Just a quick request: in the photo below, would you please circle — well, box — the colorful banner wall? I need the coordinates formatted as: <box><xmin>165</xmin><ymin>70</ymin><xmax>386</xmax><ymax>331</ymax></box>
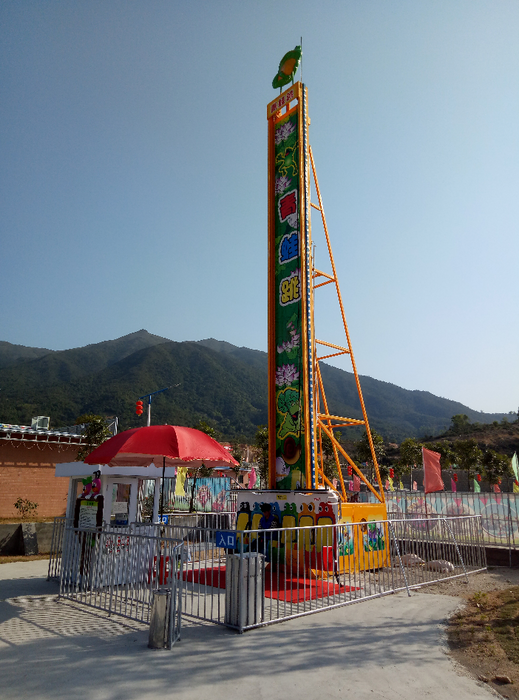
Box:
<box><xmin>380</xmin><ymin>491</ymin><xmax>519</xmax><ymax>546</ymax></box>
<box><xmin>174</xmin><ymin>477</ymin><xmax>231</xmax><ymax>513</ymax></box>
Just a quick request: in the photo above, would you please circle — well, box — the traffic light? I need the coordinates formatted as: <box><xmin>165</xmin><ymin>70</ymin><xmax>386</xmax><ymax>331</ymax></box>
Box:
<box><xmin>453</xmin><ymin>473</ymin><xmax>458</xmax><ymax>482</ymax></box>
<box><xmin>136</xmin><ymin>400</ymin><xmax>144</xmax><ymax>416</ymax></box>
<box><xmin>389</xmin><ymin>468</ymin><xmax>394</xmax><ymax>479</ymax></box>
<box><xmin>347</xmin><ymin>465</ymin><xmax>353</xmax><ymax>476</ymax></box>
<box><xmin>476</xmin><ymin>474</ymin><xmax>482</xmax><ymax>482</ymax></box>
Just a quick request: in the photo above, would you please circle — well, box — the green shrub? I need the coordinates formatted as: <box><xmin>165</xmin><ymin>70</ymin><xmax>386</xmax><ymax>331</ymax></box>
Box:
<box><xmin>14</xmin><ymin>498</ymin><xmax>38</xmax><ymax>519</ymax></box>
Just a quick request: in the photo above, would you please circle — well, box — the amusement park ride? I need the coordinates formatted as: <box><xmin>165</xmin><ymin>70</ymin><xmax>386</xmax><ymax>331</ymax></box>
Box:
<box><xmin>235</xmin><ymin>47</ymin><xmax>388</xmax><ymax>571</ymax></box>
<box><xmin>268</xmin><ymin>48</ymin><xmax>385</xmax><ymax>502</ymax></box>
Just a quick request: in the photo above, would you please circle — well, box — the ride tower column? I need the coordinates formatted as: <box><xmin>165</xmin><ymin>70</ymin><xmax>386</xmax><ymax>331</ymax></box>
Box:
<box><xmin>267</xmin><ymin>81</ymin><xmax>316</xmax><ymax>491</ymax></box>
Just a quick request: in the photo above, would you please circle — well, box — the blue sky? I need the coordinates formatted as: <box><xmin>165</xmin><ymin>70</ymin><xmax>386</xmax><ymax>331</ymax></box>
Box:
<box><xmin>1</xmin><ymin>1</ymin><xmax>518</xmax><ymax>414</ymax></box>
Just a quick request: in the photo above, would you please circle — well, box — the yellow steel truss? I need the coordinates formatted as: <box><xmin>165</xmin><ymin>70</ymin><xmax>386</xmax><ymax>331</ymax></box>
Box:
<box><xmin>308</xmin><ymin>147</ymin><xmax>385</xmax><ymax>504</ymax></box>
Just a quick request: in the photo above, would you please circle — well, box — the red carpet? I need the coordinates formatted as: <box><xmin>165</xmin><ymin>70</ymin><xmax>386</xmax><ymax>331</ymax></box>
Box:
<box><xmin>182</xmin><ymin>566</ymin><xmax>359</xmax><ymax>602</ymax></box>
<box><xmin>183</xmin><ymin>566</ymin><xmax>226</xmax><ymax>588</ymax></box>
<box><xmin>264</xmin><ymin>571</ymin><xmax>354</xmax><ymax>602</ymax></box>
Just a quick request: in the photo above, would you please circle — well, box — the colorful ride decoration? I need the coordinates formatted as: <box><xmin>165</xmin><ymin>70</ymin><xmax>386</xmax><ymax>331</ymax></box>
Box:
<box><xmin>272</xmin><ymin>45</ymin><xmax>302</xmax><ymax>89</ymax></box>
<box><xmin>235</xmin><ymin>491</ymin><xmax>389</xmax><ymax>575</ymax></box>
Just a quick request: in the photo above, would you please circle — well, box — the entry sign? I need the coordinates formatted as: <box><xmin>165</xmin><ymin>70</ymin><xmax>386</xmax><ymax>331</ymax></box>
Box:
<box><xmin>216</xmin><ymin>530</ymin><xmax>237</xmax><ymax>549</ymax></box>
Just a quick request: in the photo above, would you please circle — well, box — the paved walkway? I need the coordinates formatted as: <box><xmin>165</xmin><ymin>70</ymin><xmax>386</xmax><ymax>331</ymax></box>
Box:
<box><xmin>0</xmin><ymin>560</ymin><xmax>497</xmax><ymax>700</ymax></box>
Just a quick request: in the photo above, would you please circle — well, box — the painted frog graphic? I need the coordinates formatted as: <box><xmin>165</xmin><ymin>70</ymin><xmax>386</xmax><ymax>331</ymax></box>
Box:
<box><xmin>277</xmin><ymin>387</ymin><xmax>302</xmax><ymax>439</ymax></box>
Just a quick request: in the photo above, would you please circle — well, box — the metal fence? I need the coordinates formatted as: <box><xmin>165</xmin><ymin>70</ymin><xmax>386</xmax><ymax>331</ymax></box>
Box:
<box><xmin>59</xmin><ymin>526</ymin><xmax>185</xmax><ymax>647</ymax></box>
<box><xmin>54</xmin><ymin>513</ymin><xmax>485</xmax><ymax>638</ymax></box>
<box><xmin>47</xmin><ymin>516</ymin><xmax>69</xmax><ymax>581</ymax></box>
<box><xmin>49</xmin><ymin>512</ymin><xmax>236</xmax><ymax>583</ymax></box>
<box><xmin>148</xmin><ymin>514</ymin><xmax>486</xmax><ymax>632</ymax></box>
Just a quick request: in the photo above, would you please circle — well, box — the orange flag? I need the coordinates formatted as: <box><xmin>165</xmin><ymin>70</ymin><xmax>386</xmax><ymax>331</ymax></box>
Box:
<box><xmin>422</xmin><ymin>447</ymin><xmax>444</xmax><ymax>494</ymax></box>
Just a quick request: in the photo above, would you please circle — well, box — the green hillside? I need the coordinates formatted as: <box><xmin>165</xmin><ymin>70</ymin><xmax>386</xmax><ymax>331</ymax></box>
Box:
<box><xmin>0</xmin><ymin>330</ymin><xmax>510</xmax><ymax>442</ymax></box>
<box><xmin>0</xmin><ymin>341</ymin><xmax>55</xmax><ymax>369</ymax></box>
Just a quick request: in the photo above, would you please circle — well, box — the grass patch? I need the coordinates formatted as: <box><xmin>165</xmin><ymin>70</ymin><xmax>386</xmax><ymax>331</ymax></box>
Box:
<box><xmin>493</xmin><ymin>588</ymin><xmax>519</xmax><ymax>665</ymax></box>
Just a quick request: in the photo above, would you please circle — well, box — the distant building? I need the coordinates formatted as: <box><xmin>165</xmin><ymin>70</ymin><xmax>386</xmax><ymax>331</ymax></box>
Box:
<box><xmin>0</xmin><ymin>421</ymin><xmax>86</xmax><ymax>519</ymax></box>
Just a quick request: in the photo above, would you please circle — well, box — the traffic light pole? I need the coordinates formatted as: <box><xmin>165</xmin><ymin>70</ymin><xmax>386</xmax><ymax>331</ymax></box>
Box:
<box><xmin>136</xmin><ymin>386</ymin><xmax>177</xmax><ymax>426</ymax></box>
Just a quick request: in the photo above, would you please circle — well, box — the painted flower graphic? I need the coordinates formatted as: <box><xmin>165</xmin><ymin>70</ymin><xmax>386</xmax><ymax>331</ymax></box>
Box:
<box><xmin>275</xmin><ymin>364</ymin><xmax>300</xmax><ymax>387</ymax></box>
<box><xmin>277</xmin><ymin>320</ymin><xmax>300</xmax><ymax>357</ymax></box>
<box><xmin>277</xmin><ymin>331</ymin><xmax>300</xmax><ymax>355</ymax></box>
<box><xmin>275</xmin><ymin>121</ymin><xmax>296</xmax><ymax>144</ymax></box>
<box><xmin>275</xmin><ymin>175</ymin><xmax>291</xmax><ymax>194</ymax></box>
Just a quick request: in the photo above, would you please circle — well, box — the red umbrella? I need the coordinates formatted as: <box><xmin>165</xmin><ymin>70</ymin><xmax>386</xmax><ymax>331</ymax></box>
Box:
<box><xmin>84</xmin><ymin>425</ymin><xmax>239</xmax><ymax>469</ymax></box>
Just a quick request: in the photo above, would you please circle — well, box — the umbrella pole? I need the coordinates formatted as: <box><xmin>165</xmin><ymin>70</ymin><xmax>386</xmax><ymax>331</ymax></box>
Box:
<box><xmin>160</xmin><ymin>456</ymin><xmax>165</xmax><ymax>522</ymax></box>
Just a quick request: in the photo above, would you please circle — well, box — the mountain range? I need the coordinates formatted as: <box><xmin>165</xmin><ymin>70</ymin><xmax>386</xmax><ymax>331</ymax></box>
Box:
<box><xmin>0</xmin><ymin>330</ymin><xmax>510</xmax><ymax>442</ymax></box>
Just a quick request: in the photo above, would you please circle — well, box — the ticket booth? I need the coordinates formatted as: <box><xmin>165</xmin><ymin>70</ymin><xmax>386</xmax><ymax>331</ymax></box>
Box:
<box><xmin>55</xmin><ymin>462</ymin><xmax>177</xmax><ymax>527</ymax></box>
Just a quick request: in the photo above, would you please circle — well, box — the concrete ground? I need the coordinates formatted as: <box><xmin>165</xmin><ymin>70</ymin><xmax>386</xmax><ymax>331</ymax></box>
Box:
<box><xmin>0</xmin><ymin>560</ymin><xmax>499</xmax><ymax>700</ymax></box>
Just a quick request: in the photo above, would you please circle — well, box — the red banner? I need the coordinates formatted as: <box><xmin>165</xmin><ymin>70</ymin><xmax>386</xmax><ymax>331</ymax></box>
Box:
<box><xmin>422</xmin><ymin>448</ymin><xmax>444</xmax><ymax>494</ymax></box>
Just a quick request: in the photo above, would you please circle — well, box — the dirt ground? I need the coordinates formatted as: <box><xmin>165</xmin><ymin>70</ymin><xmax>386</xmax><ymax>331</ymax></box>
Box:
<box><xmin>0</xmin><ymin>554</ymin><xmax>49</xmax><ymax>564</ymax></box>
<box><xmin>422</xmin><ymin>567</ymin><xmax>519</xmax><ymax>699</ymax></box>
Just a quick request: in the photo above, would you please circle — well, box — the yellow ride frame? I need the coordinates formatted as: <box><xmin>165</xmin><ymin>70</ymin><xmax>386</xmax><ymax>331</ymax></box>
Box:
<box><xmin>308</xmin><ymin>148</ymin><xmax>385</xmax><ymax>505</ymax></box>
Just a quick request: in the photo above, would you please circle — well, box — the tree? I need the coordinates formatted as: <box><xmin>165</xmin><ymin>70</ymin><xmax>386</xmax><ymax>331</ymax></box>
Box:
<box><xmin>482</xmin><ymin>449</ymin><xmax>511</xmax><ymax>485</ymax></box>
<box><xmin>229</xmin><ymin>439</ymin><xmax>243</xmax><ymax>483</ymax></box>
<box><xmin>450</xmin><ymin>414</ymin><xmax>471</xmax><ymax>435</ymax></box>
<box><xmin>452</xmin><ymin>440</ymin><xmax>483</xmax><ymax>482</ymax></box>
<box><xmin>255</xmin><ymin>425</ymin><xmax>269</xmax><ymax>488</ymax></box>
<box><xmin>398</xmin><ymin>437</ymin><xmax>423</xmax><ymax>471</ymax></box>
<box><xmin>193</xmin><ymin>419</ymin><xmax>218</xmax><ymax>440</ymax></box>
<box><xmin>75</xmin><ymin>414</ymin><xmax>113</xmax><ymax>461</ymax></box>
<box><xmin>378</xmin><ymin>464</ymin><xmax>390</xmax><ymax>482</ymax></box>
<box><xmin>424</xmin><ymin>441</ymin><xmax>456</xmax><ymax>469</ymax></box>
<box><xmin>319</xmin><ymin>430</ymin><xmax>342</xmax><ymax>481</ymax></box>
<box><xmin>355</xmin><ymin>429</ymin><xmax>385</xmax><ymax>482</ymax></box>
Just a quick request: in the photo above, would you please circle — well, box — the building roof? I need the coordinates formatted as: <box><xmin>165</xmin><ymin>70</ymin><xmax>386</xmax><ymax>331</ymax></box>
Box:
<box><xmin>0</xmin><ymin>423</ymin><xmax>87</xmax><ymax>446</ymax></box>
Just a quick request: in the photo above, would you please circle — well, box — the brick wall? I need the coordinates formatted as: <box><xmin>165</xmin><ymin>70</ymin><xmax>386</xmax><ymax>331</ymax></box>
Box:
<box><xmin>0</xmin><ymin>442</ymin><xmax>81</xmax><ymax>519</ymax></box>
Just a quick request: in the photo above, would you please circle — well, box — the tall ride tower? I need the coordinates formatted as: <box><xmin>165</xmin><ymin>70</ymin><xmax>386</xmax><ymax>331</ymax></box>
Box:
<box><xmin>267</xmin><ymin>48</ymin><xmax>385</xmax><ymax>506</ymax></box>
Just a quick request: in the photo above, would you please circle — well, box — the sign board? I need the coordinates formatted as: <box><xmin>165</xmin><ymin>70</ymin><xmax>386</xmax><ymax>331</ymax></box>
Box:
<box><xmin>159</xmin><ymin>514</ymin><xmax>169</xmax><ymax>524</ymax></box>
<box><xmin>74</xmin><ymin>495</ymin><xmax>104</xmax><ymax>530</ymax></box>
<box><xmin>216</xmin><ymin>530</ymin><xmax>237</xmax><ymax>549</ymax></box>
<box><xmin>78</xmin><ymin>500</ymin><xmax>98</xmax><ymax>529</ymax></box>
<box><xmin>112</xmin><ymin>501</ymin><xmax>128</xmax><ymax>514</ymax></box>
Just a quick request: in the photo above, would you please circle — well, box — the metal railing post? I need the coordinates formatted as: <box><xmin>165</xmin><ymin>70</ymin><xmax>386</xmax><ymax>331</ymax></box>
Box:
<box><xmin>442</xmin><ymin>517</ymin><xmax>469</xmax><ymax>583</ymax></box>
<box><xmin>387</xmin><ymin>520</ymin><xmax>411</xmax><ymax>597</ymax></box>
